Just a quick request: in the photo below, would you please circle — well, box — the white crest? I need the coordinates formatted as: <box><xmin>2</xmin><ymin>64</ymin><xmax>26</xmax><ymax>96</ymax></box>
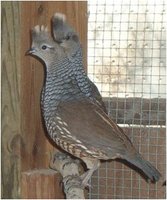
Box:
<box><xmin>53</xmin><ymin>12</ymin><xmax>66</xmax><ymax>22</ymax></box>
<box><xmin>33</xmin><ymin>25</ymin><xmax>48</xmax><ymax>33</ymax></box>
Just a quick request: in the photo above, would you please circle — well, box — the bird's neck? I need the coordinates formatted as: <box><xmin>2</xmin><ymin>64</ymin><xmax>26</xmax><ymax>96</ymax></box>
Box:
<box><xmin>41</xmin><ymin>57</ymin><xmax>85</xmax><ymax>118</ymax></box>
<box><xmin>69</xmin><ymin>49</ymin><xmax>95</xmax><ymax>99</ymax></box>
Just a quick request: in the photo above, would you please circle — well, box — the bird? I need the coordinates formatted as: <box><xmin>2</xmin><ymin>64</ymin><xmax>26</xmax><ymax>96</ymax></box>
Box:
<box><xmin>26</xmin><ymin>13</ymin><xmax>161</xmax><ymax>186</ymax></box>
<box><xmin>51</xmin><ymin>13</ymin><xmax>107</xmax><ymax>113</ymax></box>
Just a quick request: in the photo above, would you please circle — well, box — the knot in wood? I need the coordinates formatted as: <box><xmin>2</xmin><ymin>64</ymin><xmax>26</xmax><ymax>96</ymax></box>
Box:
<box><xmin>38</xmin><ymin>4</ymin><xmax>44</xmax><ymax>15</ymax></box>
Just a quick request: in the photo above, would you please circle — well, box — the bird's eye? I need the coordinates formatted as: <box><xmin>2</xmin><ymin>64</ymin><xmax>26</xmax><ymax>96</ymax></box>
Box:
<box><xmin>65</xmin><ymin>35</ymin><xmax>70</xmax><ymax>40</ymax></box>
<box><xmin>42</xmin><ymin>45</ymin><xmax>47</xmax><ymax>50</ymax></box>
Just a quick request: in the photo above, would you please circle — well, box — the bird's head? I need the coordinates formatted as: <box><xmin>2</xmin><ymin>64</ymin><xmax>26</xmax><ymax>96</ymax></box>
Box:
<box><xmin>26</xmin><ymin>13</ymin><xmax>83</xmax><ymax>68</ymax></box>
<box><xmin>26</xmin><ymin>25</ymin><xmax>66</xmax><ymax>65</ymax></box>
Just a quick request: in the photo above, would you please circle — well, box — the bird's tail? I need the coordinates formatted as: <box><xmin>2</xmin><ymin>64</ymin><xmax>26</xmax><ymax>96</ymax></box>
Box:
<box><xmin>125</xmin><ymin>153</ymin><xmax>161</xmax><ymax>182</ymax></box>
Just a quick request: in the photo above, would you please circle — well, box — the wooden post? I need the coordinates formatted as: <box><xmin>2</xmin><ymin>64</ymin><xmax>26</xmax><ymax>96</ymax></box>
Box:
<box><xmin>1</xmin><ymin>2</ymin><xmax>21</xmax><ymax>198</ymax></box>
<box><xmin>21</xmin><ymin>169</ymin><xmax>64</xmax><ymax>199</ymax></box>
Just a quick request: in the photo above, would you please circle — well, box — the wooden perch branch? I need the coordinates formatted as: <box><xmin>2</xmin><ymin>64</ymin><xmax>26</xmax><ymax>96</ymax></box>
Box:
<box><xmin>50</xmin><ymin>152</ymin><xmax>85</xmax><ymax>199</ymax></box>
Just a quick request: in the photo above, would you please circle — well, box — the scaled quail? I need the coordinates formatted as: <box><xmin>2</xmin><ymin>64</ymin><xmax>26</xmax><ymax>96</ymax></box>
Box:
<box><xmin>26</xmin><ymin>13</ymin><xmax>161</xmax><ymax>186</ymax></box>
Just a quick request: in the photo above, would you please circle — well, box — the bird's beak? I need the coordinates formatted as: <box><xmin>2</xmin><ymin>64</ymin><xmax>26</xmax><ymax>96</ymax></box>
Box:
<box><xmin>25</xmin><ymin>47</ymin><xmax>36</xmax><ymax>56</ymax></box>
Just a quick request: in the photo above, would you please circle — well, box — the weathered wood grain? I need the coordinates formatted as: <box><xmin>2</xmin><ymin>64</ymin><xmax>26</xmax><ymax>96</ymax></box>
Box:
<box><xmin>1</xmin><ymin>2</ymin><xmax>21</xmax><ymax>198</ymax></box>
<box><xmin>21</xmin><ymin>169</ymin><xmax>64</xmax><ymax>199</ymax></box>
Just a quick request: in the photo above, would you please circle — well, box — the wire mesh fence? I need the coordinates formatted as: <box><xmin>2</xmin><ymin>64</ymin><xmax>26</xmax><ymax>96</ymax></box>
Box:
<box><xmin>87</xmin><ymin>0</ymin><xmax>166</xmax><ymax>198</ymax></box>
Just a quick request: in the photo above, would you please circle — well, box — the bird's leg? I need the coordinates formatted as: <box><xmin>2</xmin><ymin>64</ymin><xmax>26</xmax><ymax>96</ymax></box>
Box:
<box><xmin>80</xmin><ymin>159</ymin><xmax>100</xmax><ymax>187</ymax></box>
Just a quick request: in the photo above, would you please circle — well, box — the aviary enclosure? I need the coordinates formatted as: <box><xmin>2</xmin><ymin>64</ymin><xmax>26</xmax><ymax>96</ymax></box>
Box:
<box><xmin>2</xmin><ymin>0</ymin><xmax>166</xmax><ymax>199</ymax></box>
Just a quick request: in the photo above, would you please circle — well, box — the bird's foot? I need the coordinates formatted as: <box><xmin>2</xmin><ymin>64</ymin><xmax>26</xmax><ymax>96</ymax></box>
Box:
<box><xmin>79</xmin><ymin>171</ymin><xmax>93</xmax><ymax>189</ymax></box>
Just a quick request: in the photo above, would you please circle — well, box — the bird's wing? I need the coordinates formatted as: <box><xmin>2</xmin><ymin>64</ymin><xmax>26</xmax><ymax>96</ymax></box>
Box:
<box><xmin>88</xmin><ymin>79</ymin><xmax>108</xmax><ymax>113</ymax></box>
<box><xmin>57</xmin><ymin>99</ymin><xmax>136</xmax><ymax>159</ymax></box>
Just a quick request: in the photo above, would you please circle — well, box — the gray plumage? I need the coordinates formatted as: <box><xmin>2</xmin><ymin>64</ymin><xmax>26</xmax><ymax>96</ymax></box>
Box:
<box><xmin>26</xmin><ymin>13</ymin><xmax>161</xmax><ymax>184</ymax></box>
<box><xmin>51</xmin><ymin>13</ymin><xmax>107</xmax><ymax>113</ymax></box>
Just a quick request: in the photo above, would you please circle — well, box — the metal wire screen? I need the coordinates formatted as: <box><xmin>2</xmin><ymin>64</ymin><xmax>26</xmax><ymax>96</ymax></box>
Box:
<box><xmin>87</xmin><ymin>0</ymin><xmax>166</xmax><ymax>198</ymax></box>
